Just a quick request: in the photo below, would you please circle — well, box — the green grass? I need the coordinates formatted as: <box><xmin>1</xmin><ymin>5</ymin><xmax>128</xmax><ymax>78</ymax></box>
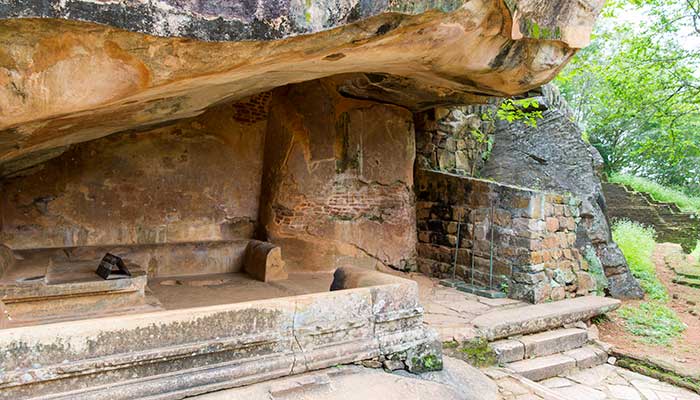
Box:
<box><xmin>609</xmin><ymin>173</ymin><xmax>700</xmax><ymax>214</ymax></box>
<box><xmin>612</xmin><ymin>220</ymin><xmax>667</xmax><ymax>301</ymax></box>
<box><xmin>617</xmin><ymin>302</ymin><xmax>686</xmax><ymax>345</ymax></box>
<box><xmin>611</xmin><ymin>220</ymin><xmax>687</xmax><ymax>345</ymax></box>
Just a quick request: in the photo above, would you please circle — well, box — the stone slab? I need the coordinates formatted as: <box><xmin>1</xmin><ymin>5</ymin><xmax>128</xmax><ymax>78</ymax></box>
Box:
<box><xmin>454</xmin><ymin>282</ymin><xmax>507</xmax><ymax>299</ymax></box>
<box><xmin>519</xmin><ymin>328</ymin><xmax>588</xmax><ymax>358</ymax></box>
<box><xmin>472</xmin><ymin>296</ymin><xmax>621</xmax><ymax>340</ymax></box>
<box><xmin>244</xmin><ymin>240</ymin><xmax>288</xmax><ymax>283</ymax></box>
<box><xmin>562</xmin><ymin>346</ymin><xmax>607</xmax><ymax>369</ymax></box>
<box><xmin>491</xmin><ymin>339</ymin><xmax>525</xmax><ymax>364</ymax></box>
<box><xmin>507</xmin><ymin>354</ymin><xmax>577</xmax><ymax>382</ymax></box>
<box><xmin>189</xmin><ymin>366</ymin><xmax>470</xmax><ymax>400</ymax></box>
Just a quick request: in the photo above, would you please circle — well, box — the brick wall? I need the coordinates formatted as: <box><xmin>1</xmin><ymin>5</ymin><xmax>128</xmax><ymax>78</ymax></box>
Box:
<box><xmin>415</xmin><ymin>170</ymin><xmax>599</xmax><ymax>303</ymax></box>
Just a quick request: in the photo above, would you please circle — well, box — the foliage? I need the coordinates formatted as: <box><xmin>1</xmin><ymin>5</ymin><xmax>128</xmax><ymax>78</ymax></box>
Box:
<box><xmin>612</xmin><ymin>220</ymin><xmax>668</xmax><ymax>301</ymax></box>
<box><xmin>495</xmin><ymin>99</ymin><xmax>544</xmax><ymax>128</ymax></box>
<box><xmin>612</xmin><ymin>219</ymin><xmax>687</xmax><ymax>344</ymax></box>
<box><xmin>618</xmin><ymin>302</ymin><xmax>686</xmax><ymax>345</ymax></box>
<box><xmin>556</xmin><ymin>1</ymin><xmax>700</xmax><ymax>194</ymax></box>
<box><xmin>610</xmin><ymin>173</ymin><xmax>700</xmax><ymax>214</ymax></box>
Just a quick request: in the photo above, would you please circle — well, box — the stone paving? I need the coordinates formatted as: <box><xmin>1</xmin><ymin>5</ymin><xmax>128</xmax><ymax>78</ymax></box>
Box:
<box><xmin>487</xmin><ymin>364</ymin><xmax>700</xmax><ymax>400</ymax></box>
<box><xmin>548</xmin><ymin>364</ymin><xmax>700</xmax><ymax>400</ymax></box>
<box><xmin>411</xmin><ymin>273</ymin><xmax>527</xmax><ymax>342</ymax></box>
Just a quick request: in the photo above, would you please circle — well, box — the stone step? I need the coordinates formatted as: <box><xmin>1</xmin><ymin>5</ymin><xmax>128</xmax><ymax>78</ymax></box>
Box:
<box><xmin>673</xmin><ymin>276</ymin><xmax>700</xmax><ymax>288</ymax></box>
<box><xmin>472</xmin><ymin>296</ymin><xmax>620</xmax><ymax>340</ymax></box>
<box><xmin>506</xmin><ymin>345</ymin><xmax>607</xmax><ymax>382</ymax></box>
<box><xmin>492</xmin><ymin>328</ymin><xmax>588</xmax><ymax>363</ymax></box>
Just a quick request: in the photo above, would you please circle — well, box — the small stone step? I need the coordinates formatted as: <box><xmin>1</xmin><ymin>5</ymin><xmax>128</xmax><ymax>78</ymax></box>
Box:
<box><xmin>506</xmin><ymin>345</ymin><xmax>609</xmax><ymax>382</ymax></box>
<box><xmin>492</xmin><ymin>328</ymin><xmax>588</xmax><ymax>364</ymax></box>
<box><xmin>563</xmin><ymin>345</ymin><xmax>607</xmax><ymax>369</ymax></box>
<box><xmin>472</xmin><ymin>296</ymin><xmax>621</xmax><ymax>340</ymax></box>
<box><xmin>507</xmin><ymin>354</ymin><xmax>577</xmax><ymax>382</ymax></box>
<box><xmin>491</xmin><ymin>339</ymin><xmax>525</xmax><ymax>364</ymax></box>
<box><xmin>520</xmin><ymin>328</ymin><xmax>588</xmax><ymax>358</ymax></box>
<box><xmin>673</xmin><ymin>276</ymin><xmax>700</xmax><ymax>288</ymax></box>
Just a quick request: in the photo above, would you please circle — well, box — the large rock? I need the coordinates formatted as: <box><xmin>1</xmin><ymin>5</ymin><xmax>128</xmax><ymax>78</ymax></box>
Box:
<box><xmin>0</xmin><ymin>0</ymin><xmax>604</xmax><ymax>177</ymax></box>
<box><xmin>481</xmin><ymin>85</ymin><xmax>643</xmax><ymax>299</ymax></box>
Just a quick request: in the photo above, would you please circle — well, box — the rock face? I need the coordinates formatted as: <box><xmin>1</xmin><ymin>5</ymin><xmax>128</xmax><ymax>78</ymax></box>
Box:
<box><xmin>260</xmin><ymin>80</ymin><xmax>417</xmax><ymax>272</ymax></box>
<box><xmin>0</xmin><ymin>0</ymin><xmax>604</xmax><ymax>177</ymax></box>
<box><xmin>481</xmin><ymin>86</ymin><xmax>643</xmax><ymax>299</ymax></box>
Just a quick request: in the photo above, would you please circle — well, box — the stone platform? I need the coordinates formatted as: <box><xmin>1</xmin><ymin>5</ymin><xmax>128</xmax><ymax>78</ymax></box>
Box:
<box><xmin>0</xmin><ymin>266</ymin><xmax>440</xmax><ymax>400</ymax></box>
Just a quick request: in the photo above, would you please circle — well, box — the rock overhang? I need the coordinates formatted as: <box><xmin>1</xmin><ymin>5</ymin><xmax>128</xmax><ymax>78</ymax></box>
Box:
<box><xmin>0</xmin><ymin>0</ymin><xmax>604</xmax><ymax>178</ymax></box>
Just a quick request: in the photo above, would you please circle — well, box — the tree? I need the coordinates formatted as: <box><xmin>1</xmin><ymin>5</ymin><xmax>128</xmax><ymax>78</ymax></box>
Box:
<box><xmin>556</xmin><ymin>1</ymin><xmax>700</xmax><ymax>193</ymax></box>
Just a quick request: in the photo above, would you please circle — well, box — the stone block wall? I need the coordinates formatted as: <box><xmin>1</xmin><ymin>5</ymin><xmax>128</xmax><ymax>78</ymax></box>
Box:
<box><xmin>415</xmin><ymin>170</ymin><xmax>599</xmax><ymax>303</ymax></box>
<box><xmin>415</xmin><ymin>104</ymin><xmax>496</xmax><ymax>176</ymax></box>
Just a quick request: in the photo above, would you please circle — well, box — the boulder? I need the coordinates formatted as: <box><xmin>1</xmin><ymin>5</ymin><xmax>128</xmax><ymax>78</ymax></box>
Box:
<box><xmin>481</xmin><ymin>85</ymin><xmax>643</xmax><ymax>299</ymax></box>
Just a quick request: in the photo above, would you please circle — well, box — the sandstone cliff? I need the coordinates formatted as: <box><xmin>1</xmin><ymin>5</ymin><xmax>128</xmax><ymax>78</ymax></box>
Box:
<box><xmin>0</xmin><ymin>0</ymin><xmax>604</xmax><ymax>177</ymax></box>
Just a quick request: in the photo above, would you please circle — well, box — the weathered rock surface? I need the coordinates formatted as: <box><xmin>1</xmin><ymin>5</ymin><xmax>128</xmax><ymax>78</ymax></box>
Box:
<box><xmin>0</xmin><ymin>0</ymin><xmax>604</xmax><ymax>177</ymax></box>
<box><xmin>401</xmin><ymin>356</ymin><xmax>501</xmax><ymax>400</ymax></box>
<box><xmin>191</xmin><ymin>365</ymin><xmax>478</xmax><ymax>400</ymax></box>
<box><xmin>260</xmin><ymin>80</ymin><xmax>417</xmax><ymax>272</ymax></box>
<box><xmin>481</xmin><ymin>85</ymin><xmax>643</xmax><ymax>299</ymax></box>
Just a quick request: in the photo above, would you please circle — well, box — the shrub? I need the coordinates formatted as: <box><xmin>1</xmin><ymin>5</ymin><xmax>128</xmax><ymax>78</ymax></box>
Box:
<box><xmin>612</xmin><ymin>220</ymin><xmax>667</xmax><ymax>301</ymax></box>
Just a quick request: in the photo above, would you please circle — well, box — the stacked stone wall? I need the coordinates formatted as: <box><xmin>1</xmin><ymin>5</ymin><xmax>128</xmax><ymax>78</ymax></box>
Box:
<box><xmin>415</xmin><ymin>170</ymin><xmax>598</xmax><ymax>303</ymax></box>
<box><xmin>415</xmin><ymin>105</ymin><xmax>496</xmax><ymax>176</ymax></box>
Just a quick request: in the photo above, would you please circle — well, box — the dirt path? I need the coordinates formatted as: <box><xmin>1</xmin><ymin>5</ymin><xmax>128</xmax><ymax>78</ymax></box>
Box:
<box><xmin>598</xmin><ymin>243</ymin><xmax>700</xmax><ymax>377</ymax></box>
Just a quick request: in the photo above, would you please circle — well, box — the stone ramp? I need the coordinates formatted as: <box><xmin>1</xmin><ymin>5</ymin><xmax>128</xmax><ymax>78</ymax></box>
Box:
<box><xmin>472</xmin><ymin>296</ymin><xmax>620</xmax><ymax>340</ymax></box>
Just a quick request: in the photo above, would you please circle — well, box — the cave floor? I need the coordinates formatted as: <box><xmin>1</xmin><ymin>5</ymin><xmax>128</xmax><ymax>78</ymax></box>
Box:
<box><xmin>148</xmin><ymin>271</ymin><xmax>335</xmax><ymax>310</ymax></box>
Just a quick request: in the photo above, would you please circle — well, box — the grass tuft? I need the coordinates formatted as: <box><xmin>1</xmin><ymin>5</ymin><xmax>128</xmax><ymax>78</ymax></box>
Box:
<box><xmin>618</xmin><ymin>302</ymin><xmax>686</xmax><ymax>345</ymax></box>
<box><xmin>611</xmin><ymin>220</ymin><xmax>686</xmax><ymax>345</ymax></box>
<box><xmin>609</xmin><ymin>173</ymin><xmax>700</xmax><ymax>214</ymax></box>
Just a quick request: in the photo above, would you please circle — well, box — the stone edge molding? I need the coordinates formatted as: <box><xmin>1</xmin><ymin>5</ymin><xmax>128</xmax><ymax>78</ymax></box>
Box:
<box><xmin>0</xmin><ymin>266</ymin><xmax>441</xmax><ymax>400</ymax></box>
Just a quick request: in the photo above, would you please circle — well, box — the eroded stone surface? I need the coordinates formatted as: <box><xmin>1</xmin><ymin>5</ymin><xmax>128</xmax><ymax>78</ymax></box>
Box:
<box><xmin>260</xmin><ymin>80</ymin><xmax>417</xmax><ymax>272</ymax></box>
<box><xmin>0</xmin><ymin>267</ymin><xmax>440</xmax><ymax>399</ymax></box>
<box><xmin>0</xmin><ymin>0</ymin><xmax>604</xmax><ymax>177</ymax></box>
<box><xmin>481</xmin><ymin>85</ymin><xmax>643</xmax><ymax>299</ymax></box>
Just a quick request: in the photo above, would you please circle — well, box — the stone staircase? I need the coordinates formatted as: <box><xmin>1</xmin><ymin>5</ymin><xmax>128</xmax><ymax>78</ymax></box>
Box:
<box><xmin>603</xmin><ymin>182</ymin><xmax>699</xmax><ymax>252</ymax></box>
<box><xmin>477</xmin><ymin>296</ymin><xmax>619</xmax><ymax>382</ymax></box>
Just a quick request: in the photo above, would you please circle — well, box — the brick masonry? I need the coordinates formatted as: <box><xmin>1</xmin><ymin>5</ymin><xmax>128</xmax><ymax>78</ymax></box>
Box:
<box><xmin>415</xmin><ymin>169</ymin><xmax>599</xmax><ymax>303</ymax></box>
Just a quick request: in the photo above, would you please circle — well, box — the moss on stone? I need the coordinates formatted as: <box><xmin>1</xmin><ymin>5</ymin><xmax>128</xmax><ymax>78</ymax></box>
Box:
<box><xmin>446</xmin><ymin>337</ymin><xmax>497</xmax><ymax>368</ymax></box>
